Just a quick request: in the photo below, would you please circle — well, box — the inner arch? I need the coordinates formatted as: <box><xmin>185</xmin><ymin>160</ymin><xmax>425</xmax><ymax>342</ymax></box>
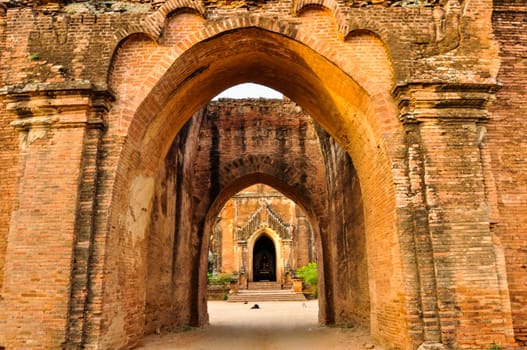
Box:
<box><xmin>206</xmin><ymin>182</ymin><xmax>319</xmax><ymax>292</ymax></box>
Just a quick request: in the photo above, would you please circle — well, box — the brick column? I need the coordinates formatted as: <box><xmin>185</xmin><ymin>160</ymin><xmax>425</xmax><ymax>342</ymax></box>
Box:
<box><xmin>0</xmin><ymin>85</ymin><xmax>110</xmax><ymax>349</ymax></box>
<box><xmin>395</xmin><ymin>83</ymin><xmax>516</xmax><ymax>349</ymax></box>
<box><xmin>237</xmin><ymin>240</ymin><xmax>248</xmax><ymax>276</ymax></box>
<box><xmin>281</xmin><ymin>238</ymin><xmax>292</xmax><ymax>281</ymax></box>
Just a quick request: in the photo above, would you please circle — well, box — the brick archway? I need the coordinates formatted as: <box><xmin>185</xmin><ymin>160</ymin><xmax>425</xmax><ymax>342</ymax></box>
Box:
<box><xmin>92</xmin><ymin>26</ymin><xmax>406</xmax><ymax>349</ymax></box>
<box><xmin>199</xmin><ymin>170</ymin><xmax>328</xmax><ymax>325</ymax></box>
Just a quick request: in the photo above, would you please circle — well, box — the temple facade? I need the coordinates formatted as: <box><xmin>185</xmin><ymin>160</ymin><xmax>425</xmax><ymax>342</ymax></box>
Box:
<box><xmin>209</xmin><ymin>184</ymin><xmax>316</xmax><ymax>285</ymax></box>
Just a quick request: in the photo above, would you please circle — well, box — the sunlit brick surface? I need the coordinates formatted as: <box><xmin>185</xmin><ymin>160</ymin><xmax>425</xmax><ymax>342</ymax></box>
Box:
<box><xmin>0</xmin><ymin>0</ymin><xmax>525</xmax><ymax>349</ymax></box>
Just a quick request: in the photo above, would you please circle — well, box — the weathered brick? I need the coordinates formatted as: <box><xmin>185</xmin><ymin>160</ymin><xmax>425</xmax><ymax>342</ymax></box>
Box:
<box><xmin>0</xmin><ymin>0</ymin><xmax>525</xmax><ymax>349</ymax></box>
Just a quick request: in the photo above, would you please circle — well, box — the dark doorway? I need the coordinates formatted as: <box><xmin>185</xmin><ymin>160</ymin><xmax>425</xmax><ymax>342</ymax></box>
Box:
<box><xmin>253</xmin><ymin>235</ymin><xmax>276</xmax><ymax>281</ymax></box>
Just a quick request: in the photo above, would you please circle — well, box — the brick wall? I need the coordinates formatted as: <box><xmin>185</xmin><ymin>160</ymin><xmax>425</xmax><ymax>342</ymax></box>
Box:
<box><xmin>144</xmin><ymin>141</ymin><xmax>178</xmax><ymax>335</ymax></box>
<box><xmin>294</xmin><ymin>207</ymin><xmax>315</xmax><ymax>267</ymax></box>
<box><xmin>321</xmin><ymin>132</ymin><xmax>371</xmax><ymax>328</ymax></box>
<box><xmin>142</xmin><ymin>109</ymin><xmax>205</xmax><ymax>338</ymax></box>
<box><xmin>0</xmin><ymin>98</ymin><xmax>18</xmax><ymax>292</ymax></box>
<box><xmin>217</xmin><ymin>199</ymin><xmax>235</xmax><ymax>273</ymax></box>
<box><xmin>490</xmin><ymin>2</ymin><xmax>527</xmax><ymax>346</ymax></box>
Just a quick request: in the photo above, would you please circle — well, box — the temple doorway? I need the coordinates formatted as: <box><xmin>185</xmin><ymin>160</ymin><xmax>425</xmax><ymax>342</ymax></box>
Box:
<box><xmin>252</xmin><ymin>235</ymin><xmax>276</xmax><ymax>282</ymax></box>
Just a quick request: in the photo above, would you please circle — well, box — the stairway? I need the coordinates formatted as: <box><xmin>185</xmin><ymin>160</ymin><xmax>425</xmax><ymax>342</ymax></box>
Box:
<box><xmin>228</xmin><ymin>281</ymin><xmax>306</xmax><ymax>302</ymax></box>
<box><xmin>247</xmin><ymin>281</ymin><xmax>282</xmax><ymax>290</ymax></box>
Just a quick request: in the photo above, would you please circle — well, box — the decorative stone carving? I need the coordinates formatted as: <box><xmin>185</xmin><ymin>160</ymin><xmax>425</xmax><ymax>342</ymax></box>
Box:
<box><xmin>235</xmin><ymin>202</ymin><xmax>291</xmax><ymax>241</ymax></box>
<box><xmin>0</xmin><ymin>0</ymin><xmax>458</xmax><ymax>11</ymax></box>
<box><xmin>350</xmin><ymin>0</ymin><xmax>444</xmax><ymax>8</ymax></box>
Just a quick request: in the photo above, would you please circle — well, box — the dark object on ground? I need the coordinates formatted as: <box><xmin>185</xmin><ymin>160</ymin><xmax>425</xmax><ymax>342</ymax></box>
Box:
<box><xmin>251</xmin><ymin>304</ymin><xmax>260</xmax><ymax>309</ymax></box>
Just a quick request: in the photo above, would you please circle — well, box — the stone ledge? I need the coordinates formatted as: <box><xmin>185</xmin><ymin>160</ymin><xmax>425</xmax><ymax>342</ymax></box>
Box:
<box><xmin>4</xmin><ymin>84</ymin><xmax>114</xmax><ymax>131</ymax></box>
<box><xmin>417</xmin><ymin>342</ymin><xmax>446</xmax><ymax>350</ymax></box>
<box><xmin>393</xmin><ymin>82</ymin><xmax>501</xmax><ymax>123</ymax></box>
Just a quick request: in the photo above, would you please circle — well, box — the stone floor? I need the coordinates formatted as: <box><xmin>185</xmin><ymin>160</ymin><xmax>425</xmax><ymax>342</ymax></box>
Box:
<box><xmin>140</xmin><ymin>300</ymin><xmax>385</xmax><ymax>350</ymax></box>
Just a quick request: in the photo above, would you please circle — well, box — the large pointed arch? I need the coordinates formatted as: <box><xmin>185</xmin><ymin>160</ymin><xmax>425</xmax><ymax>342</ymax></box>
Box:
<box><xmin>91</xmin><ymin>25</ymin><xmax>411</xmax><ymax>349</ymax></box>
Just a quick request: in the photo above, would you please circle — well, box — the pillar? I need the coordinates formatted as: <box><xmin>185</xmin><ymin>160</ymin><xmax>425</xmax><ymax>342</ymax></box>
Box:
<box><xmin>237</xmin><ymin>240</ymin><xmax>247</xmax><ymax>276</ymax></box>
<box><xmin>282</xmin><ymin>238</ymin><xmax>292</xmax><ymax>273</ymax></box>
<box><xmin>0</xmin><ymin>85</ymin><xmax>110</xmax><ymax>349</ymax></box>
<box><xmin>395</xmin><ymin>83</ymin><xmax>516</xmax><ymax>349</ymax></box>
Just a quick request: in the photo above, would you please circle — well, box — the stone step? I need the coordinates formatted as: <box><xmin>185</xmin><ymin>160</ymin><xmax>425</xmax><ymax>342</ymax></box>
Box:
<box><xmin>247</xmin><ymin>281</ymin><xmax>283</xmax><ymax>290</ymax></box>
<box><xmin>228</xmin><ymin>290</ymin><xmax>306</xmax><ymax>302</ymax></box>
<box><xmin>238</xmin><ymin>289</ymin><xmax>293</xmax><ymax>294</ymax></box>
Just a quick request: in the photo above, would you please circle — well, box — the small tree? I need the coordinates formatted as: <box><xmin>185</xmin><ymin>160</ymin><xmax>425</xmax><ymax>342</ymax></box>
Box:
<box><xmin>296</xmin><ymin>262</ymin><xmax>318</xmax><ymax>298</ymax></box>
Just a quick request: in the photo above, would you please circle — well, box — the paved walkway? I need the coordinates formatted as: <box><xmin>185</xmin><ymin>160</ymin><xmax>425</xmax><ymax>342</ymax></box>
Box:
<box><xmin>141</xmin><ymin>301</ymin><xmax>385</xmax><ymax>350</ymax></box>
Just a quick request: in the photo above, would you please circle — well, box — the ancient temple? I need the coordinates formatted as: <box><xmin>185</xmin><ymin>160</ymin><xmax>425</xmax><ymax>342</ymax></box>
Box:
<box><xmin>209</xmin><ymin>184</ymin><xmax>316</xmax><ymax>285</ymax></box>
<box><xmin>2</xmin><ymin>0</ymin><xmax>527</xmax><ymax>348</ymax></box>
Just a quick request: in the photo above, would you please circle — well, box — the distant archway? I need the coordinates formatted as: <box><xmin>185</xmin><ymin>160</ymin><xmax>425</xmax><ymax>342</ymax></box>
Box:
<box><xmin>252</xmin><ymin>235</ymin><xmax>276</xmax><ymax>282</ymax></box>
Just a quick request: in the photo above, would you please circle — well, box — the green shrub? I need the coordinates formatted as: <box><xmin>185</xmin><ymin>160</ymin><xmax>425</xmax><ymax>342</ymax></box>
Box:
<box><xmin>208</xmin><ymin>273</ymin><xmax>235</xmax><ymax>287</ymax></box>
<box><xmin>488</xmin><ymin>344</ymin><xmax>502</xmax><ymax>350</ymax></box>
<box><xmin>296</xmin><ymin>262</ymin><xmax>318</xmax><ymax>298</ymax></box>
